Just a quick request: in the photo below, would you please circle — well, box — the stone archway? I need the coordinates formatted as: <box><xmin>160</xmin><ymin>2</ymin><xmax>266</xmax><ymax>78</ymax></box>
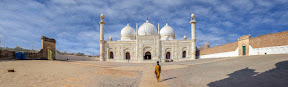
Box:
<box><xmin>144</xmin><ymin>52</ymin><xmax>151</xmax><ymax>60</ymax></box>
<box><xmin>126</xmin><ymin>52</ymin><xmax>130</xmax><ymax>59</ymax></box>
<box><xmin>182</xmin><ymin>51</ymin><xmax>186</xmax><ymax>58</ymax></box>
<box><xmin>166</xmin><ymin>52</ymin><xmax>170</xmax><ymax>59</ymax></box>
<box><xmin>110</xmin><ymin>52</ymin><xmax>114</xmax><ymax>59</ymax></box>
<box><xmin>242</xmin><ymin>44</ymin><xmax>246</xmax><ymax>55</ymax></box>
<box><xmin>47</xmin><ymin>49</ymin><xmax>53</xmax><ymax>60</ymax></box>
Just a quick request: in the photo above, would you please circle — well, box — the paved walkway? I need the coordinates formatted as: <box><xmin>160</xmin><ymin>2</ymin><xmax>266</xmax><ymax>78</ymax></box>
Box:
<box><xmin>138</xmin><ymin>64</ymin><xmax>169</xmax><ymax>87</ymax></box>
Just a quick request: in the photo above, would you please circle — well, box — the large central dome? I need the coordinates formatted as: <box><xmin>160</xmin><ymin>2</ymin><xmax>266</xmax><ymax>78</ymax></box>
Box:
<box><xmin>138</xmin><ymin>20</ymin><xmax>157</xmax><ymax>35</ymax></box>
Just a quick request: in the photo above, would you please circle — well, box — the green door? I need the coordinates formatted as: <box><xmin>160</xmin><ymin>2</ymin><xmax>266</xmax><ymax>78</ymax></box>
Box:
<box><xmin>242</xmin><ymin>46</ymin><xmax>246</xmax><ymax>55</ymax></box>
<box><xmin>47</xmin><ymin>49</ymin><xmax>53</xmax><ymax>60</ymax></box>
<box><xmin>50</xmin><ymin>50</ymin><xmax>53</xmax><ymax>59</ymax></box>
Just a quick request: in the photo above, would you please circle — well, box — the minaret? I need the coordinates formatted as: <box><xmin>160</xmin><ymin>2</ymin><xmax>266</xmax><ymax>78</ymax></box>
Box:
<box><xmin>99</xmin><ymin>13</ymin><xmax>105</xmax><ymax>61</ymax></box>
<box><xmin>158</xmin><ymin>23</ymin><xmax>160</xmax><ymax>34</ymax></box>
<box><xmin>136</xmin><ymin>23</ymin><xmax>138</xmax><ymax>62</ymax></box>
<box><xmin>190</xmin><ymin>13</ymin><xmax>196</xmax><ymax>59</ymax></box>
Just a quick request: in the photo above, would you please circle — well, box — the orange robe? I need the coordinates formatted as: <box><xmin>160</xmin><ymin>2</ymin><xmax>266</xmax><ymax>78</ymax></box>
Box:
<box><xmin>155</xmin><ymin>65</ymin><xmax>161</xmax><ymax>81</ymax></box>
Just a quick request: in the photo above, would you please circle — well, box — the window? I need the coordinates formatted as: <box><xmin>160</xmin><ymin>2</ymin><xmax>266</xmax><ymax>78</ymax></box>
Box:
<box><xmin>110</xmin><ymin>52</ymin><xmax>114</xmax><ymax>59</ymax></box>
<box><xmin>182</xmin><ymin>51</ymin><xmax>186</xmax><ymax>58</ymax></box>
<box><xmin>126</xmin><ymin>52</ymin><xmax>130</xmax><ymax>59</ymax></box>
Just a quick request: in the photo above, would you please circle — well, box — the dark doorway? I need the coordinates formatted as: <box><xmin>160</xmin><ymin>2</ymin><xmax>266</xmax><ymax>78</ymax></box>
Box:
<box><xmin>144</xmin><ymin>52</ymin><xmax>151</xmax><ymax>60</ymax></box>
<box><xmin>242</xmin><ymin>46</ymin><xmax>246</xmax><ymax>55</ymax></box>
<box><xmin>126</xmin><ymin>52</ymin><xmax>130</xmax><ymax>59</ymax></box>
<box><xmin>182</xmin><ymin>51</ymin><xmax>186</xmax><ymax>58</ymax></box>
<box><xmin>166</xmin><ymin>52</ymin><xmax>170</xmax><ymax>59</ymax></box>
<box><xmin>110</xmin><ymin>52</ymin><xmax>113</xmax><ymax>59</ymax></box>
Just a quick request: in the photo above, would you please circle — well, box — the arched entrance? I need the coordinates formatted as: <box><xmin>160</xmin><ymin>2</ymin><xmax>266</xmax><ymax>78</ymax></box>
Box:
<box><xmin>242</xmin><ymin>46</ymin><xmax>246</xmax><ymax>55</ymax></box>
<box><xmin>182</xmin><ymin>51</ymin><xmax>186</xmax><ymax>58</ymax></box>
<box><xmin>166</xmin><ymin>52</ymin><xmax>170</xmax><ymax>59</ymax></box>
<box><xmin>126</xmin><ymin>52</ymin><xmax>130</xmax><ymax>59</ymax></box>
<box><xmin>110</xmin><ymin>52</ymin><xmax>114</xmax><ymax>59</ymax></box>
<box><xmin>47</xmin><ymin>49</ymin><xmax>53</xmax><ymax>60</ymax></box>
<box><xmin>144</xmin><ymin>52</ymin><xmax>151</xmax><ymax>60</ymax></box>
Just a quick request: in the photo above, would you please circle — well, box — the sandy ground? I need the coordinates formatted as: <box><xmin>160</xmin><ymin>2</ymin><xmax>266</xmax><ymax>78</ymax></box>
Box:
<box><xmin>0</xmin><ymin>60</ymin><xmax>141</xmax><ymax>87</ymax></box>
<box><xmin>0</xmin><ymin>54</ymin><xmax>288</xmax><ymax>87</ymax></box>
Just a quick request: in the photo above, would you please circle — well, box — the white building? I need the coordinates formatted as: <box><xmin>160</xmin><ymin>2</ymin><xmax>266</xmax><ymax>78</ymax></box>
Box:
<box><xmin>98</xmin><ymin>13</ymin><xmax>197</xmax><ymax>63</ymax></box>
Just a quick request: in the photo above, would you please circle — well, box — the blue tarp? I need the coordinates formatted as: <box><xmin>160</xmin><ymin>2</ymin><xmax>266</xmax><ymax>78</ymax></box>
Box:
<box><xmin>15</xmin><ymin>52</ymin><xmax>26</xmax><ymax>60</ymax></box>
<box><xmin>21</xmin><ymin>52</ymin><xmax>26</xmax><ymax>60</ymax></box>
<box><xmin>15</xmin><ymin>52</ymin><xmax>21</xmax><ymax>59</ymax></box>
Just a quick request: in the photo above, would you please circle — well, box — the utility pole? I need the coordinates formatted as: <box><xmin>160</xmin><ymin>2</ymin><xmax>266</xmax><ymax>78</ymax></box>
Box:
<box><xmin>32</xmin><ymin>41</ymin><xmax>34</xmax><ymax>51</ymax></box>
<box><xmin>93</xmin><ymin>49</ymin><xmax>95</xmax><ymax>57</ymax></box>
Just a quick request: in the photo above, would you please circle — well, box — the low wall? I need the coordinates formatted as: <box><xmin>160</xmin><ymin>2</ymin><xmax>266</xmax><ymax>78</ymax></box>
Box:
<box><xmin>56</xmin><ymin>53</ymin><xmax>98</xmax><ymax>61</ymax></box>
<box><xmin>199</xmin><ymin>42</ymin><xmax>238</xmax><ymax>55</ymax></box>
<box><xmin>198</xmin><ymin>48</ymin><xmax>238</xmax><ymax>59</ymax></box>
<box><xmin>25</xmin><ymin>52</ymin><xmax>40</xmax><ymax>60</ymax></box>
<box><xmin>0</xmin><ymin>50</ymin><xmax>15</xmax><ymax>60</ymax></box>
<box><xmin>198</xmin><ymin>31</ymin><xmax>288</xmax><ymax>59</ymax></box>
<box><xmin>250</xmin><ymin>31</ymin><xmax>288</xmax><ymax>48</ymax></box>
<box><xmin>249</xmin><ymin>45</ymin><xmax>288</xmax><ymax>55</ymax></box>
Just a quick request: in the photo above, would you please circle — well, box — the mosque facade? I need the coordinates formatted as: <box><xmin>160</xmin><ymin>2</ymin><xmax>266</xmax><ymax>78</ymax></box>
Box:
<box><xmin>98</xmin><ymin>13</ymin><xmax>197</xmax><ymax>63</ymax></box>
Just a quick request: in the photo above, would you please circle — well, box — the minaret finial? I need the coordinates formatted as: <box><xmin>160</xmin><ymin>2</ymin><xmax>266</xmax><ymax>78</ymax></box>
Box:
<box><xmin>166</xmin><ymin>19</ymin><xmax>167</xmax><ymax>23</ymax></box>
<box><xmin>191</xmin><ymin>13</ymin><xmax>195</xmax><ymax>20</ymax></box>
<box><xmin>100</xmin><ymin>13</ymin><xmax>105</xmax><ymax>22</ymax></box>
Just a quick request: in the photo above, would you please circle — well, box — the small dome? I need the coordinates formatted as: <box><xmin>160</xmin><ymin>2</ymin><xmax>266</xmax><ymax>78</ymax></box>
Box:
<box><xmin>109</xmin><ymin>36</ymin><xmax>112</xmax><ymax>41</ymax></box>
<box><xmin>160</xmin><ymin>23</ymin><xmax>175</xmax><ymax>36</ymax></box>
<box><xmin>138</xmin><ymin>20</ymin><xmax>157</xmax><ymax>35</ymax></box>
<box><xmin>121</xmin><ymin>24</ymin><xmax>136</xmax><ymax>40</ymax></box>
<box><xmin>100</xmin><ymin>13</ymin><xmax>105</xmax><ymax>19</ymax></box>
<box><xmin>183</xmin><ymin>36</ymin><xmax>187</xmax><ymax>40</ymax></box>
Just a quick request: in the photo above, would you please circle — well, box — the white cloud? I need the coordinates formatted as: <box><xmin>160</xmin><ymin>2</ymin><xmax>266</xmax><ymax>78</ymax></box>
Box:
<box><xmin>222</xmin><ymin>21</ymin><xmax>234</xmax><ymax>27</ymax></box>
<box><xmin>0</xmin><ymin>0</ymin><xmax>287</xmax><ymax>55</ymax></box>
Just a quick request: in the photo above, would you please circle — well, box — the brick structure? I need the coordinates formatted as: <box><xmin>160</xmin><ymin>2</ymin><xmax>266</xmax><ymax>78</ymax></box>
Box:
<box><xmin>198</xmin><ymin>31</ymin><xmax>288</xmax><ymax>58</ymax></box>
<box><xmin>250</xmin><ymin>31</ymin><xmax>288</xmax><ymax>48</ymax></box>
<box><xmin>199</xmin><ymin>42</ymin><xmax>238</xmax><ymax>55</ymax></box>
<box><xmin>25</xmin><ymin>52</ymin><xmax>40</xmax><ymax>60</ymax></box>
<box><xmin>238</xmin><ymin>34</ymin><xmax>251</xmax><ymax>56</ymax></box>
<box><xmin>0</xmin><ymin>50</ymin><xmax>15</xmax><ymax>60</ymax></box>
<box><xmin>39</xmin><ymin>36</ymin><xmax>56</xmax><ymax>60</ymax></box>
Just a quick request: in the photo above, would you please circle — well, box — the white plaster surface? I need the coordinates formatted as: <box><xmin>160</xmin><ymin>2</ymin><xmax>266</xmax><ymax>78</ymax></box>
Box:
<box><xmin>249</xmin><ymin>45</ymin><xmax>288</xmax><ymax>55</ymax></box>
<box><xmin>198</xmin><ymin>48</ymin><xmax>239</xmax><ymax>59</ymax></box>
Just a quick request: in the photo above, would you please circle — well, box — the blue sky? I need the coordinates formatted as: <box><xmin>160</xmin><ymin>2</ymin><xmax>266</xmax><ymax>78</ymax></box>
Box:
<box><xmin>0</xmin><ymin>0</ymin><xmax>287</xmax><ymax>55</ymax></box>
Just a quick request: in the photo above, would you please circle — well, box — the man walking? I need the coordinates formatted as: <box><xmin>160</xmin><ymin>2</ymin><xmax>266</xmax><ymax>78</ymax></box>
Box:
<box><xmin>155</xmin><ymin>61</ymin><xmax>161</xmax><ymax>82</ymax></box>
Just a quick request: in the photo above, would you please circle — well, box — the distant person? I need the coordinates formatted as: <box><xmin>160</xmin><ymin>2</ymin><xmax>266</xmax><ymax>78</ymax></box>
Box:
<box><xmin>155</xmin><ymin>61</ymin><xmax>161</xmax><ymax>82</ymax></box>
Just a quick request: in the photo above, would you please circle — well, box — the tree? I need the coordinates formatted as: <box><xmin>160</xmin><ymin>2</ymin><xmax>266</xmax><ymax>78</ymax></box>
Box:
<box><xmin>14</xmin><ymin>46</ymin><xmax>24</xmax><ymax>51</ymax></box>
<box><xmin>76</xmin><ymin>52</ymin><xmax>85</xmax><ymax>56</ymax></box>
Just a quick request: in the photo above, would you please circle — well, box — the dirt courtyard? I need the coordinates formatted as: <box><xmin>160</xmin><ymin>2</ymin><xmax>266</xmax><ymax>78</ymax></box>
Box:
<box><xmin>1</xmin><ymin>54</ymin><xmax>288</xmax><ymax>87</ymax></box>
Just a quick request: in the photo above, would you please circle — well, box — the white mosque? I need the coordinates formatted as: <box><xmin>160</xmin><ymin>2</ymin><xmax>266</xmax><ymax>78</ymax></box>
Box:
<box><xmin>98</xmin><ymin>13</ymin><xmax>197</xmax><ymax>63</ymax></box>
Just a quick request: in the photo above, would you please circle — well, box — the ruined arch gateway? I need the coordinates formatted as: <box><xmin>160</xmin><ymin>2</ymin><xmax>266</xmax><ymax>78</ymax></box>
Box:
<box><xmin>98</xmin><ymin>13</ymin><xmax>197</xmax><ymax>63</ymax></box>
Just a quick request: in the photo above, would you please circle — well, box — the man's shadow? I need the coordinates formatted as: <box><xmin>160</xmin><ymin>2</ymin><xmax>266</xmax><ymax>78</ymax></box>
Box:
<box><xmin>208</xmin><ymin>60</ymin><xmax>288</xmax><ymax>87</ymax></box>
<box><xmin>160</xmin><ymin>77</ymin><xmax>177</xmax><ymax>82</ymax></box>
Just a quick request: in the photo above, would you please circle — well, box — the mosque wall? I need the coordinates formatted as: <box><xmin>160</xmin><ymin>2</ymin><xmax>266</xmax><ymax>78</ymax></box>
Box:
<box><xmin>104</xmin><ymin>38</ymin><xmax>193</xmax><ymax>62</ymax></box>
<box><xmin>161</xmin><ymin>40</ymin><xmax>192</xmax><ymax>61</ymax></box>
<box><xmin>105</xmin><ymin>41</ymin><xmax>136</xmax><ymax>62</ymax></box>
